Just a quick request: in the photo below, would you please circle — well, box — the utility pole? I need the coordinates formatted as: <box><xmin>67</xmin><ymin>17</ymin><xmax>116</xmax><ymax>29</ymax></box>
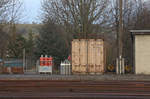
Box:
<box><xmin>23</xmin><ymin>49</ymin><xmax>26</xmax><ymax>73</ymax></box>
<box><xmin>116</xmin><ymin>0</ymin><xmax>124</xmax><ymax>74</ymax></box>
<box><xmin>119</xmin><ymin>0</ymin><xmax>123</xmax><ymax>74</ymax></box>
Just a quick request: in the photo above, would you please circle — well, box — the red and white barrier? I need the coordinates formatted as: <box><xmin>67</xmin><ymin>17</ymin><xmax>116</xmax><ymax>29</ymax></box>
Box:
<box><xmin>39</xmin><ymin>55</ymin><xmax>53</xmax><ymax>74</ymax></box>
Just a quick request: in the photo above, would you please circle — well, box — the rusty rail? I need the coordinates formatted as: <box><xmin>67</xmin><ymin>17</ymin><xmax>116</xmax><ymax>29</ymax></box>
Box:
<box><xmin>0</xmin><ymin>80</ymin><xmax>150</xmax><ymax>99</ymax></box>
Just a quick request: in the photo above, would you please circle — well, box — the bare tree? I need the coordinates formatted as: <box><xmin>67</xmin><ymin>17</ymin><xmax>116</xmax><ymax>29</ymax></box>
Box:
<box><xmin>133</xmin><ymin>1</ymin><xmax>150</xmax><ymax>29</ymax></box>
<box><xmin>0</xmin><ymin>0</ymin><xmax>23</xmax><ymax>59</ymax></box>
<box><xmin>40</xmin><ymin>0</ymin><xmax>111</xmax><ymax>58</ymax></box>
<box><xmin>8</xmin><ymin>0</ymin><xmax>23</xmax><ymax>40</ymax></box>
<box><xmin>109</xmin><ymin>0</ymin><xmax>145</xmax><ymax>66</ymax></box>
<box><xmin>0</xmin><ymin>0</ymin><xmax>22</xmax><ymax>23</ymax></box>
<box><xmin>0</xmin><ymin>0</ymin><xmax>11</xmax><ymax>58</ymax></box>
<box><xmin>42</xmin><ymin>0</ymin><xmax>110</xmax><ymax>36</ymax></box>
<box><xmin>110</xmin><ymin>0</ymin><xmax>140</xmax><ymax>40</ymax></box>
<box><xmin>0</xmin><ymin>0</ymin><xmax>10</xmax><ymax>23</ymax></box>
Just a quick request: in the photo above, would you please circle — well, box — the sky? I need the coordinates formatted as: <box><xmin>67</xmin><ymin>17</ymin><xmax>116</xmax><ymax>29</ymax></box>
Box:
<box><xmin>21</xmin><ymin>0</ymin><xmax>149</xmax><ymax>24</ymax></box>
<box><xmin>22</xmin><ymin>0</ymin><xmax>42</xmax><ymax>23</ymax></box>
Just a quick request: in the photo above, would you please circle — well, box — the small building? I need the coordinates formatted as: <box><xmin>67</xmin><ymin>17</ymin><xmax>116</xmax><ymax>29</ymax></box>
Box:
<box><xmin>131</xmin><ymin>30</ymin><xmax>150</xmax><ymax>74</ymax></box>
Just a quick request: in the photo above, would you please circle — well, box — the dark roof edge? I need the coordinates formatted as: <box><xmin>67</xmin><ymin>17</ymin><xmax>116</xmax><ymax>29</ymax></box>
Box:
<box><xmin>130</xmin><ymin>30</ymin><xmax>150</xmax><ymax>35</ymax></box>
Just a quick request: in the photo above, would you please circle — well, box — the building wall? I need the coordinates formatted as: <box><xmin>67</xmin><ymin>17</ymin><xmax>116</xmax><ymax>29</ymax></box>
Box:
<box><xmin>135</xmin><ymin>35</ymin><xmax>150</xmax><ymax>74</ymax></box>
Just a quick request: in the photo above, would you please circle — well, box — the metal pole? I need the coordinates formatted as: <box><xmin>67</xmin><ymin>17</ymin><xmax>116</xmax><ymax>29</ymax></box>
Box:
<box><xmin>23</xmin><ymin>48</ymin><xmax>25</xmax><ymax>73</ymax></box>
<box><xmin>122</xmin><ymin>58</ymin><xmax>125</xmax><ymax>74</ymax></box>
<box><xmin>116</xmin><ymin>58</ymin><xmax>119</xmax><ymax>74</ymax></box>
<box><xmin>119</xmin><ymin>0</ymin><xmax>123</xmax><ymax>74</ymax></box>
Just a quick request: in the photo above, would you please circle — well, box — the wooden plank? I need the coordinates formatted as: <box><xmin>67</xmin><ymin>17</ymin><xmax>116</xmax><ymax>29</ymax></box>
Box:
<box><xmin>88</xmin><ymin>39</ymin><xmax>95</xmax><ymax>73</ymax></box>
<box><xmin>79</xmin><ymin>39</ymin><xmax>87</xmax><ymax>73</ymax></box>
<box><xmin>72</xmin><ymin>39</ymin><xmax>80</xmax><ymax>73</ymax></box>
<box><xmin>95</xmin><ymin>39</ymin><xmax>104</xmax><ymax>73</ymax></box>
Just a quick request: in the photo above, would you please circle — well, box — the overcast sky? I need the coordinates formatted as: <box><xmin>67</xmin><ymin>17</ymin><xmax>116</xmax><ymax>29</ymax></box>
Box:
<box><xmin>22</xmin><ymin>0</ymin><xmax>149</xmax><ymax>24</ymax></box>
<box><xmin>22</xmin><ymin>0</ymin><xmax>42</xmax><ymax>23</ymax></box>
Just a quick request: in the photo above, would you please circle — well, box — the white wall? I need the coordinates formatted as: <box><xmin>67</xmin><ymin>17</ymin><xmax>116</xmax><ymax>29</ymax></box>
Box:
<box><xmin>135</xmin><ymin>35</ymin><xmax>150</xmax><ymax>74</ymax></box>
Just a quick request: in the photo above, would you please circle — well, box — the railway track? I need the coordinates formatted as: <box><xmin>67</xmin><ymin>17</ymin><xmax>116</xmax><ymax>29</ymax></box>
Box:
<box><xmin>0</xmin><ymin>80</ymin><xmax>150</xmax><ymax>99</ymax></box>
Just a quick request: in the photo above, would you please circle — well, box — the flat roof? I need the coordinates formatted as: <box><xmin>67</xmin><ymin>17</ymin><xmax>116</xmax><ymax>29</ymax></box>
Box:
<box><xmin>130</xmin><ymin>30</ymin><xmax>150</xmax><ymax>35</ymax></box>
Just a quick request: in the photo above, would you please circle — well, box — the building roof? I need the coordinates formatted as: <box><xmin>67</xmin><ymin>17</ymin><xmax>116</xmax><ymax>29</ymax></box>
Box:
<box><xmin>130</xmin><ymin>30</ymin><xmax>150</xmax><ymax>35</ymax></box>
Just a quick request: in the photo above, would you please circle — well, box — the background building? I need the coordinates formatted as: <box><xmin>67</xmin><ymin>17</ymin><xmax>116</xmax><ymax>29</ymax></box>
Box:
<box><xmin>131</xmin><ymin>30</ymin><xmax>150</xmax><ymax>74</ymax></box>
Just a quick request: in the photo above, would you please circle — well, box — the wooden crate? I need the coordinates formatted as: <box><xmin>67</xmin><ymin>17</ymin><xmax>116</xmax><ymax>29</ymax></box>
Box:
<box><xmin>72</xmin><ymin>39</ymin><xmax>105</xmax><ymax>74</ymax></box>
